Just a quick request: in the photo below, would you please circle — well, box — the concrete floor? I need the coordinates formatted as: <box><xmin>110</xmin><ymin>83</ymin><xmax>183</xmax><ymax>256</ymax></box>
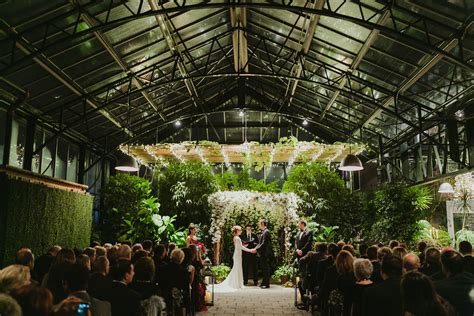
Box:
<box><xmin>201</xmin><ymin>285</ymin><xmax>310</xmax><ymax>316</ymax></box>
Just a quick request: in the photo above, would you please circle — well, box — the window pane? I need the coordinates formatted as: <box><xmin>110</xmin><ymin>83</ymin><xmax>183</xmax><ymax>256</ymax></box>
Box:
<box><xmin>67</xmin><ymin>144</ymin><xmax>79</xmax><ymax>182</ymax></box>
<box><xmin>55</xmin><ymin>138</ymin><xmax>68</xmax><ymax>179</ymax></box>
<box><xmin>9</xmin><ymin>117</ymin><xmax>26</xmax><ymax>168</ymax></box>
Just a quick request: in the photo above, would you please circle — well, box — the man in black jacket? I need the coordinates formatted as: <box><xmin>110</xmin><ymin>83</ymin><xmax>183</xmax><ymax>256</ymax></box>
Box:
<box><xmin>295</xmin><ymin>220</ymin><xmax>314</xmax><ymax>259</ymax></box>
<box><xmin>435</xmin><ymin>250</ymin><xmax>474</xmax><ymax>316</ymax></box>
<box><xmin>362</xmin><ymin>254</ymin><xmax>403</xmax><ymax>316</ymax></box>
<box><xmin>459</xmin><ymin>241</ymin><xmax>474</xmax><ymax>275</ymax></box>
<box><xmin>255</xmin><ymin>218</ymin><xmax>272</xmax><ymax>289</ymax></box>
<box><xmin>103</xmin><ymin>259</ymin><xmax>142</xmax><ymax>316</ymax></box>
<box><xmin>241</xmin><ymin>224</ymin><xmax>258</xmax><ymax>285</ymax></box>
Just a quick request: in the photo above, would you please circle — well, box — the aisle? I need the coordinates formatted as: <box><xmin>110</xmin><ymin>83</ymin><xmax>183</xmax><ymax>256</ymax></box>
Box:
<box><xmin>201</xmin><ymin>285</ymin><xmax>310</xmax><ymax>316</ymax></box>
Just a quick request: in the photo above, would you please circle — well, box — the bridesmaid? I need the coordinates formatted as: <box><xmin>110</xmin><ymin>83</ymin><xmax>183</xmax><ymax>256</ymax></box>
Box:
<box><xmin>186</xmin><ymin>224</ymin><xmax>199</xmax><ymax>247</ymax></box>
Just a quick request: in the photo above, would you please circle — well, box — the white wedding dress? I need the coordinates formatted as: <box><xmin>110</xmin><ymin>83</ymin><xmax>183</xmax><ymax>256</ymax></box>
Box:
<box><xmin>214</xmin><ymin>236</ymin><xmax>252</xmax><ymax>292</ymax></box>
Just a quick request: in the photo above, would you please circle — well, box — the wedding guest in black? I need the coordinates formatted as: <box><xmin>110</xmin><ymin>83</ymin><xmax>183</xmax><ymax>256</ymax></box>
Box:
<box><xmin>316</xmin><ymin>242</ymin><xmax>339</xmax><ymax>286</ymax></box>
<box><xmin>128</xmin><ymin>257</ymin><xmax>161</xmax><ymax>299</ymax></box>
<box><xmin>190</xmin><ymin>245</ymin><xmax>207</xmax><ymax>312</ymax></box>
<box><xmin>403</xmin><ymin>253</ymin><xmax>421</xmax><ymax>273</ymax></box>
<box><xmin>34</xmin><ymin>245</ymin><xmax>61</xmax><ymax>284</ymax></box>
<box><xmin>417</xmin><ymin>240</ymin><xmax>428</xmax><ymax>265</ymax></box>
<box><xmin>435</xmin><ymin>250</ymin><xmax>474</xmax><ymax>316</ymax></box>
<box><xmin>142</xmin><ymin>240</ymin><xmax>153</xmax><ymax>254</ymax></box>
<box><xmin>42</xmin><ymin>248</ymin><xmax>76</xmax><ymax>304</ymax></box>
<box><xmin>103</xmin><ymin>259</ymin><xmax>142</xmax><ymax>316</ymax></box>
<box><xmin>159</xmin><ymin>249</ymin><xmax>189</xmax><ymax>311</ymax></box>
<box><xmin>358</xmin><ymin>244</ymin><xmax>368</xmax><ymax>259</ymax></box>
<box><xmin>64</xmin><ymin>264</ymin><xmax>111</xmax><ymax>316</ymax></box>
<box><xmin>10</xmin><ymin>284</ymin><xmax>53</xmax><ymax>316</ymax></box>
<box><xmin>241</xmin><ymin>224</ymin><xmax>258</xmax><ymax>286</ymax></box>
<box><xmin>89</xmin><ymin>256</ymin><xmax>112</xmax><ymax>301</ymax></box>
<box><xmin>131</xmin><ymin>250</ymin><xmax>149</xmax><ymax>264</ymax></box>
<box><xmin>367</xmin><ymin>245</ymin><xmax>382</xmax><ymax>284</ymax></box>
<box><xmin>167</xmin><ymin>243</ymin><xmax>177</xmax><ymax>261</ymax></box>
<box><xmin>15</xmin><ymin>248</ymin><xmax>36</xmax><ymax>282</ymax></box>
<box><xmin>83</xmin><ymin>247</ymin><xmax>97</xmax><ymax>267</ymax></box>
<box><xmin>351</xmin><ymin>258</ymin><xmax>374</xmax><ymax>316</ymax></box>
<box><xmin>181</xmin><ymin>247</ymin><xmax>195</xmax><ymax>314</ymax></box>
<box><xmin>389</xmin><ymin>240</ymin><xmax>399</xmax><ymax>249</ymax></box>
<box><xmin>421</xmin><ymin>247</ymin><xmax>443</xmax><ymax>279</ymax></box>
<box><xmin>295</xmin><ymin>220</ymin><xmax>314</xmax><ymax>260</ymax></box>
<box><xmin>153</xmin><ymin>244</ymin><xmax>168</xmax><ymax>283</ymax></box>
<box><xmin>299</xmin><ymin>242</ymin><xmax>327</xmax><ymax>296</ymax></box>
<box><xmin>402</xmin><ymin>271</ymin><xmax>454</xmax><ymax>316</ymax></box>
<box><xmin>76</xmin><ymin>254</ymin><xmax>91</xmax><ymax>271</ymax></box>
<box><xmin>458</xmin><ymin>241</ymin><xmax>474</xmax><ymax>275</ymax></box>
<box><xmin>335</xmin><ymin>250</ymin><xmax>356</xmax><ymax>316</ymax></box>
<box><xmin>362</xmin><ymin>254</ymin><xmax>403</xmax><ymax>316</ymax></box>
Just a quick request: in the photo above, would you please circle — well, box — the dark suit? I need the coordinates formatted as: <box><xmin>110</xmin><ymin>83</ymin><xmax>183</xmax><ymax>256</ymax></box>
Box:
<box><xmin>241</xmin><ymin>231</ymin><xmax>258</xmax><ymax>285</ymax></box>
<box><xmin>361</xmin><ymin>277</ymin><xmax>402</xmax><ymax>316</ymax></box>
<box><xmin>255</xmin><ymin>228</ymin><xmax>272</xmax><ymax>287</ymax></box>
<box><xmin>463</xmin><ymin>255</ymin><xmax>474</xmax><ymax>275</ymax></box>
<box><xmin>295</xmin><ymin>229</ymin><xmax>313</xmax><ymax>258</ymax></box>
<box><xmin>103</xmin><ymin>281</ymin><xmax>142</xmax><ymax>316</ymax></box>
<box><xmin>158</xmin><ymin>262</ymin><xmax>190</xmax><ymax>308</ymax></box>
<box><xmin>69</xmin><ymin>291</ymin><xmax>111</xmax><ymax>316</ymax></box>
<box><xmin>435</xmin><ymin>272</ymin><xmax>474</xmax><ymax>316</ymax></box>
<box><xmin>88</xmin><ymin>273</ymin><xmax>113</xmax><ymax>302</ymax></box>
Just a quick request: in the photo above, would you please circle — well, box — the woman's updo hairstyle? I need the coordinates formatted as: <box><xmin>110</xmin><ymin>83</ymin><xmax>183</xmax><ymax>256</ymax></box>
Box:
<box><xmin>232</xmin><ymin>225</ymin><xmax>242</xmax><ymax>235</ymax></box>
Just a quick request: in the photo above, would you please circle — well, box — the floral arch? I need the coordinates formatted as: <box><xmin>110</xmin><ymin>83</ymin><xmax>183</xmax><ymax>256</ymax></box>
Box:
<box><xmin>208</xmin><ymin>190</ymin><xmax>301</xmax><ymax>264</ymax></box>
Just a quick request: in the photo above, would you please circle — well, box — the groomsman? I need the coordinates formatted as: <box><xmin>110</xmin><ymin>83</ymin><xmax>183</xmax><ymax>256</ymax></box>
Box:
<box><xmin>241</xmin><ymin>224</ymin><xmax>258</xmax><ymax>285</ymax></box>
<box><xmin>295</xmin><ymin>220</ymin><xmax>313</xmax><ymax>259</ymax></box>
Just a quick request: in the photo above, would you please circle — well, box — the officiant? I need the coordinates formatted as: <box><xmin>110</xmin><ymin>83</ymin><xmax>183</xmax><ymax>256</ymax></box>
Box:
<box><xmin>241</xmin><ymin>224</ymin><xmax>258</xmax><ymax>285</ymax></box>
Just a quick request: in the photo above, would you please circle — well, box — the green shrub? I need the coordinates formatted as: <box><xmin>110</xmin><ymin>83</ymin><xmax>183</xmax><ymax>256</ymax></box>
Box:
<box><xmin>415</xmin><ymin>220</ymin><xmax>452</xmax><ymax>247</ymax></box>
<box><xmin>210</xmin><ymin>264</ymin><xmax>231</xmax><ymax>283</ymax></box>
<box><xmin>272</xmin><ymin>264</ymin><xmax>297</xmax><ymax>280</ymax></box>
<box><xmin>0</xmin><ymin>176</ymin><xmax>93</xmax><ymax>266</ymax></box>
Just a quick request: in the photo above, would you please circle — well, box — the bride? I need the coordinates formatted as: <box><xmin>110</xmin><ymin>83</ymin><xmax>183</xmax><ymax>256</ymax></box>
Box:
<box><xmin>214</xmin><ymin>225</ymin><xmax>256</xmax><ymax>292</ymax></box>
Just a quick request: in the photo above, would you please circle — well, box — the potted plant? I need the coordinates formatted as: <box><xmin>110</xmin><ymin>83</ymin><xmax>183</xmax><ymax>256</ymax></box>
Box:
<box><xmin>272</xmin><ymin>264</ymin><xmax>297</xmax><ymax>285</ymax></box>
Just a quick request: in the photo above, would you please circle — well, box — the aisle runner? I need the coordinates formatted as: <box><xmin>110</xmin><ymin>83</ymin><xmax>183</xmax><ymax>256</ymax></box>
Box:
<box><xmin>201</xmin><ymin>286</ymin><xmax>308</xmax><ymax>316</ymax></box>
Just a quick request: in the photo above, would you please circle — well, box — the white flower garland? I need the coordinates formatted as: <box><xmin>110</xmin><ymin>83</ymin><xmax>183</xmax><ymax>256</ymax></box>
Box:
<box><xmin>208</xmin><ymin>190</ymin><xmax>301</xmax><ymax>257</ymax></box>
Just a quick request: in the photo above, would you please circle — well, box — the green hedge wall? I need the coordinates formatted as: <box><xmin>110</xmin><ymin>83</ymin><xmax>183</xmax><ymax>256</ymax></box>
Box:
<box><xmin>0</xmin><ymin>175</ymin><xmax>93</xmax><ymax>267</ymax></box>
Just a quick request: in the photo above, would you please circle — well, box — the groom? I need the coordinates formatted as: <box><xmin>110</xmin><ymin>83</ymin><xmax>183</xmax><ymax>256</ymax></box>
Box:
<box><xmin>254</xmin><ymin>218</ymin><xmax>272</xmax><ymax>289</ymax></box>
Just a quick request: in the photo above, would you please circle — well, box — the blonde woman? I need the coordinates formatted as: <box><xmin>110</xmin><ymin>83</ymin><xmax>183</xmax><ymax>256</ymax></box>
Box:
<box><xmin>0</xmin><ymin>265</ymin><xmax>31</xmax><ymax>293</ymax></box>
<box><xmin>215</xmin><ymin>226</ymin><xmax>256</xmax><ymax>292</ymax></box>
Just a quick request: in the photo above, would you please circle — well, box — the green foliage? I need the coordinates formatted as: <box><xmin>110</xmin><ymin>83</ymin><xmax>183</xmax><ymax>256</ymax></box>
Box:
<box><xmin>313</xmin><ymin>224</ymin><xmax>339</xmax><ymax>243</ymax></box>
<box><xmin>0</xmin><ymin>176</ymin><xmax>93</xmax><ymax>266</ymax></box>
<box><xmin>103</xmin><ymin>174</ymin><xmax>185</xmax><ymax>244</ymax></box>
<box><xmin>102</xmin><ymin>173</ymin><xmax>151</xmax><ymax>242</ymax></box>
<box><xmin>210</xmin><ymin>264</ymin><xmax>231</xmax><ymax>283</ymax></box>
<box><xmin>283</xmin><ymin>162</ymin><xmax>347</xmax><ymax>218</ymax></box>
<box><xmin>455</xmin><ymin>229</ymin><xmax>474</xmax><ymax>249</ymax></box>
<box><xmin>216</xmin><ymin>169</ymin><xmax>279</xmax><ymax>192</ymax></box>
<box><xmin>415</xmin><ymin>220</ymin><xmax>452</xmax><ymax>247</ymax></box>
<box><xmin>363</xmin><ymin>183</ymin><xmax>433</xmax><ymax>245</ymax></box>
<box><xmin>155</xmin><ymin>161</ymin><xmax>219</xmax><ymax>229</ymax></box>
<box><xmin>272</xmin><ymin>264</ymin><xmax>297</xmax><ymax>280</ymax></box>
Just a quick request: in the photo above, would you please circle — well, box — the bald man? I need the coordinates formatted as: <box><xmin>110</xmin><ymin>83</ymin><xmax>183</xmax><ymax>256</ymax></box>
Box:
<box><xmin>403</xmin><ymin>253</ymin><xmax>421</xmax><ymax>272</ymax></box>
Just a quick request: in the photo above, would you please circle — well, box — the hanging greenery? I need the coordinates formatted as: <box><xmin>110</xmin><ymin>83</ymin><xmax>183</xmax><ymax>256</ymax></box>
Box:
<box><xmin>215</xmin><ymin>168</ymin><xmax>279</xmax><ymax>192</ymax></box>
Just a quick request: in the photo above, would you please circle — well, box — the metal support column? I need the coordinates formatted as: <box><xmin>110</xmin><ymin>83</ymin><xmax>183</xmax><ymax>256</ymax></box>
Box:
<box><xmin>78</xmin><ymin>146</ymin><xmax>86</xmax><ymax>184</ymax></box>
<box><xmin>22</xmin><ymin>117</ymin><xmax>36</xmax><ymax>171</ymax></box>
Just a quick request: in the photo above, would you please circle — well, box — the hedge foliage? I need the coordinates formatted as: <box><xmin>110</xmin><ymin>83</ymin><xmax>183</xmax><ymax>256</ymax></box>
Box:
<box><xmin>0</xmin><ymin>176</ymin><xmax>93</xmax><ymax>266</ymax></box>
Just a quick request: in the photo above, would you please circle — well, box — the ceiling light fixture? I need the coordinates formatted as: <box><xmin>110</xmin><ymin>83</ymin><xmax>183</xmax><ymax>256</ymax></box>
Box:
<box><xmin>339</xmin><ymin>153</ymin><xmax>364</xmax><ymax>171</ymax></box>
<box><xmin>115</xmin><ymin>95</ymin><xmax>139</xmax><ymax>172</ymax></box>
<box><xmin>175</xmin><ymin>120</ymin><xmax>181</xmax><ymax>127</ymax></box>
<box><xmin>438</xmin><ymin>182</ymin><xmax>454</xmax><ymax>194</ymax></box>
<box><xmin>238</xmin><ymin>110</ymin><xmax>244</xmax><ymax>117</ymax></box>
<box><xmin>302</xmin><ymin>119</ymin><xmax>308</xmax><ymax>126</ymax></box>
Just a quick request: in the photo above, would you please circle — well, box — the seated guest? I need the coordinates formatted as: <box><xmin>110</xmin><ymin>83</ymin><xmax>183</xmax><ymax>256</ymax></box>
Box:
<box><xmin>458</xmin><ymin>241</ymin><xmax>474</xmax><ymax>275</ymax></box>
<box><xmin>15</xmin><ymin>248</ymin><xmax>35</xmax><ymax>272</ymax></box>
<box><xmin>129</xmin><ymin>257</ymin><xmax>161</xmax><ymax>299</ymax></box>
<box><xmin>64</xmin><ymin>264</ymin><xmax>111</xmax><ymax>316</ymax></box>
<box><xmin>0</xmin><ymin>293</ymin><xmax>22</xmax><ymax>316</ymax></box>
<box><xmin>316</xmin><ymin>243</ymin><xmax>339</xmax><ymax>286</ymax></box>
<box><xmin>299</xmin><ymin>242</ymin><xmax>328</xmax><ymax>292</ymax></box>
<box><xmin>95</xmin><ymin>247</ymin><xmax>107</xmax><ymax>257</ymax></box>
<box><xmin>435</xmin><ymin>250</ymin><xmax>474</xmax><ymax>316</ymax></box>
<box><xmin>377</xmin><ymin>246</ymin><xmax>392</xmax><ymax>262</ymax></box>
<box><xmin>367</xmin><ymin>245</ymin><xmax>382</xmax><ymax>284</ymax></box>
<box><xmin>403</xmin><ymin>253</ymin><xmax>421</xmax><ymax>273</ymax></box>
<box><xmin>89</xmin><ymin>256</ymin><xmax>112</xmax><ymax>301</ymax></box>
<box><xmin>362</xmin><ymin>254</ymin><xmax>403</xmax><ymax>316</ymax></box>
<box><xmin>417</xmin><ymin>240</ymin><xmax>428</xmax><ymax>266</ymax></box>
<box><xmin>131</xmin><ymin>244</ymin><xmax>143</xmax><ymax>255</ymax></box>
<box><xmin>131</xmin><ymin>250</ymin><xmax>149</xmax><ymax>265</ymax></box>
<box><xmin>76</xmin><ymin>254</ymin><xmax>91</xmax><ymax>271</ymax></box>
<box><xmin>107</xmin><ymin>246</ymin><xmax>120</xmax><ymax>266</ymax></box>
<box><xmin>190</xmin><ymin>245</ymin><xmax>207</xmax><ymax>312</ymax></box>
<box><xmin>393</xmin><ymin>246</ymin><xmax>407</xmax><ymax>259</ymax></box>
<box><xmin>351</xmin><ymin>259</ymin><xmax>374</xmax><ymax>316</ymax></box>
<box><xmin>90</xmin><ymin>241</ymin><xmax>101</xmax><ymax>248</ymax></box>
<box><xmin>117</xmin><ymin>245</ymin><xmax>132</xmax><ymax>260</ymax></box>
<box><xmin>42</xmin><ymin>248</ymin><xmax>76</xmax><ymax>304</ymax></box>
<box><xmin>153</xmin><ymin>245</ymin><xmax>168</xmax><ymax>275</ymax></box>
<box><xmin>0</xmin><ymin>265</ymin><xmax>31</xmax><ymax>293</ymax></box>
<box><xmin>389</xmin><ymin>240</ymin><xmax>399</xmax><ymax>249</ymax></box>
<box><xmin>167</xmin><ymin>243</ymin><xmax>177</xmax><ymax>261</ymax></box>
<box><xmin>83</xmin><ymin>248</ymin><xmax>97</xmax><ymax>266</ymax></box>
<box><xmin>335</xmin><ymin>250</ymin><xmax>356</xmax><ymax>316</ymax></box>
<box><xmin>341</xmin><ymin>244</ymin><xmax>355</xmax><ymax>256</ymax></box>
<box><xmin>103</xmin><ymin>259</ymin><xmax>141</xmax><ymax>316</ymax></box>
<box><xmin>10</xmin><ymin>284</ymin><xmax>53</xmax><ymax>316</ymax></box>
<box><xmin>34</xmin><ymin>245</ymin><xmax>61</xmax><ymax>284</ymax></box>
<box><xmin>421</xmin><ymin>247</ymin><xmax>443</xmax><ymax>279</ymax></box>
<box><xmin>358</xmin><ymin>244</ymin><xmax>368</xmax><ymax>259</ymax></box>
<box><xmin>159</xmin><ymin>249</ymin><xmax>189</xmax><ymax>310</ymax></box>
<box><xmin>402</xmin><ymin>271</ymin><xmax>454</xmax><ymax>316</ymax></box>
<box><xmin>142</xmin><ymin>240</ymin><xmax>153</xmax><ymax>254</ymax></box>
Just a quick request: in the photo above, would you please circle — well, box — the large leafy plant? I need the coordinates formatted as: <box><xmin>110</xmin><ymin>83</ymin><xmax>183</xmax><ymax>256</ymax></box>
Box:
<box><xmin>155</xmin><ymin>161</ymin><xmax>220</xmax><ymax>229</ymax></box>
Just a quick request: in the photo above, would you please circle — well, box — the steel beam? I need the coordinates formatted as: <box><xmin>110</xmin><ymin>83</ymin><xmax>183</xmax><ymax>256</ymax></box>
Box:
<box><xmin>74</xmin><ymin>4</ymin><xmax>166</xmax><ymax>120</ymax></box>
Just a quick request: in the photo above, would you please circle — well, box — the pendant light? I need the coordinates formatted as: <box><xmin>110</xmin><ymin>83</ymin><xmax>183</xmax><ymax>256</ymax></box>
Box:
<box><xmin>339</xmin><ymin>103</ymin><xmax>363</xmax><ymax>171</ymax></box>
<box><xmin>438</xmin><ymin>182</ymin><xmax>454</xmax><ymax>194</ymax></box>
<box><xmin>115</xmin><ymin>90</ymin><xmax>139</xmax><ymax>172</ymax></box>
